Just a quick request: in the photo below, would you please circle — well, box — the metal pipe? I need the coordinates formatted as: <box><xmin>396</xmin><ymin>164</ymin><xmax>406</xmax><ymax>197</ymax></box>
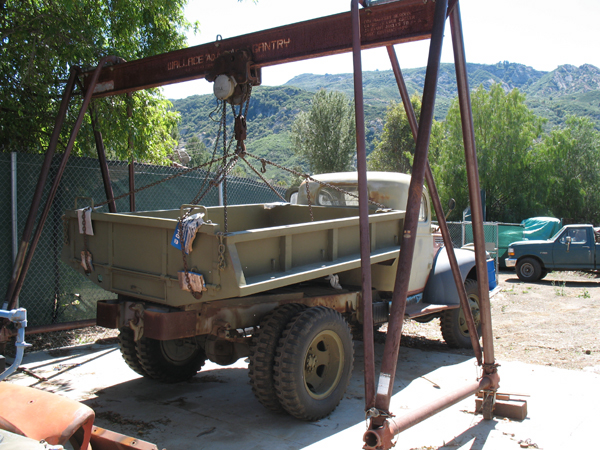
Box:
<box><xmin>218</xmin><ymin>182</ymin><xmax>224</xmax><ymax>206</ymax></box>
<box><xmin>373</xmin><ymin>0</ymin><xmax>449</xmax><ymax>416</ymax></box>
<box><xmin>129</xmin><ymin>161</ymin><xmax>136</xmax><ymax>211</ymax></box>
<box><xmin>3</xmin><ymin>68</ymin><xmax>79</xmax><ymax>310</ymax></box>
<box><xmin>127</xmin><ymin>93</ymin><xmax>136</xmax><ymax>212</ymax></box>
<box><xmin>449</xmin><ymin>3</ymin><xmax>495</xmax><ymax>369</ymax></box>
<box><xmin>8</xmin><ymin>153</ymin><xmax>18</xmax><ymax>310</ymax></box>
<box><xmin>11</xmin><ymin>152</ymin><xmax>18</xmax><ymax>264</ymax></box>
<box><xmin>25</xmin><ymin>319</ymin><xmax>97</xmax><ymax>335</ymax></box>
<box><xmin>386</xmin><ymin>45</ymin><xmax>482</xmax><ymax>363</ymax></box>
<box><xmin>363</xmin><ymin>375</ymin><xmax>496</xmax><ymax>449</ymax></box>
<box><xmin>0</xmin><ymin>308</ymin><xmax>31</xmax><ymax>381</ymax></box>
<box><xmin>91</xmin><ymin>107</ymin><xmax>117</xmax><ymax>213</ymax></box>
<box><xmin>351</xmin><ymin>0</ymin><xmax>376</xmax><ymax>410</ymax></box>
<box><xmin>7</xmin><ymin>56</ymin><xmax>120</xmax><ymax>311</ymax></box>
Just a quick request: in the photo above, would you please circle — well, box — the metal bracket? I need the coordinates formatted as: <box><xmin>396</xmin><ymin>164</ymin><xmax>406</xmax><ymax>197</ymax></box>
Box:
<box><xmin>128</xmin><ymin>303</ymin><xmax>145</xmax><ymax>342</ymax></box>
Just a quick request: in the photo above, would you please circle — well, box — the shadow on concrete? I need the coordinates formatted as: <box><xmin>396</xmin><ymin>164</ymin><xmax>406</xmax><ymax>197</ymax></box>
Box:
<box><xmin>438</xmin><ymin>418</ymin><xmax>498</xmax><ymax>450</ymax></box>
<box><xmin>74</xmin><ymin>340</ymin><xmax>479</xmax><ymax>450</ymax></box>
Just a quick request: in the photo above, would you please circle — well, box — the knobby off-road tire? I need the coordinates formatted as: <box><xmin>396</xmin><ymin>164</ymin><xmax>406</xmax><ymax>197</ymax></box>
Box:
<box><xmin>441</xmin><ymin>279</ymin><xmax>482</xmax><ymax>349</ymax></box>
<box><xmin>118</xmin><ymin>327</ymin><xmax>147</xmax><ymax>377</ymax></box>
<box><xmin>516</xmin><ymin>257</ymin><xmax>543</xmax><ymax>282</ymax></box>
<box><xmin>136</xmin><ymin>336</ymin><xmax>206</xmax><ymax>383</ymax></box>
<box><xmin>274</xmin><ymin>306</ymin><xmax>354</xmax><ymax>421</ymax></box>
<box><xmin>248</xmin><ymin>303</ymin><xmax>307</xmax><ymax>412</ymax></box>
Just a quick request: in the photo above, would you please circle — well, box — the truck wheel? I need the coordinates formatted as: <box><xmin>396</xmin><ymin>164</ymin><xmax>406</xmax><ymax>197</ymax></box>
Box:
<box><xmin>248</xmin><ymin>303</ymin><xmax>307</xmax><ymax>412</ymax></box>
<box><xmin>516</xmin><ymin>257</ymin><xmax>542</xmax><ymax>282</ymax></box>
<box><xmin>136</xmin><ymin>337</ymin><xmax>206</xmax><ymax>383</ymax></box>
<box><xmin>441</xmin><ymin>279</ymin><xmax>481</xmax><ymax>349</ymax></box>
<box><xmin>118</xmin><ymin>327</ymin><xmax>147</xmax><ymax>376</ymax></box>
<box><xmin>274</xmin><ymin>307</ymin><xmax>353</xmax><ymax>421</ymax></box>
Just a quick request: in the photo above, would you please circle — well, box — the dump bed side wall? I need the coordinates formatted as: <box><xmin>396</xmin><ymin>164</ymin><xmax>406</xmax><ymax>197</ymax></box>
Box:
<box><xmin>62</xmin><ymin>204</ymin><xmax>405</xmax><ymax>307</ymax></box>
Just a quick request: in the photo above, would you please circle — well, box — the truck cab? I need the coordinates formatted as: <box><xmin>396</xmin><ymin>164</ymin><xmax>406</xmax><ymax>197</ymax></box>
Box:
<box><xmin>296</xmin><ymin>171</ymin><xmax>435</xmax><ymax>293</ymax></box>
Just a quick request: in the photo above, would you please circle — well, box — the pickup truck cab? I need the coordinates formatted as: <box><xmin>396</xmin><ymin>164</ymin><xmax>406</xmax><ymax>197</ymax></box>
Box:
<box><xmin>506</xmin><ymin>224</ymin><xmax>600</xmax><ymax>281</ymax></box>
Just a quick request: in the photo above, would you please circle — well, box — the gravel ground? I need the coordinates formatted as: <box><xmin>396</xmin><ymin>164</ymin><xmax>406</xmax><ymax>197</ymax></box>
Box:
<box><xmin>399</xmin><ymin>269</ymin><xmax>600</xmax><ymax>372</ymax></box>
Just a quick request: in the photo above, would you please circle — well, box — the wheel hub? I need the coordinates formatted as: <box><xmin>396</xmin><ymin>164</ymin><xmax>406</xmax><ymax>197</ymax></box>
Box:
<box><xmin>305</xmin><ymin>353</ymin><xmax>317</xmax><ymax>373</ymax></box>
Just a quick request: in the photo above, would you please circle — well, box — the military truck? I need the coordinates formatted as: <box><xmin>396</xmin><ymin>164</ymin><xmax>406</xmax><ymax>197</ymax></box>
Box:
<box><xmin>506</xmin><ymin>224</ymin><xmax>600</xmax><ymax>282</ymax></box>
<box><xmin>62</xmin><ymin>171</ymin><xmax>485</xmax><ymax>421</ymax></box>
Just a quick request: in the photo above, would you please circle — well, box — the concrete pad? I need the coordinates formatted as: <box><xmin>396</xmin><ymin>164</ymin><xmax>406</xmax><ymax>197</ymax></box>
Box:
<box><xmin>5</xmin><ymin>340</ymin><xmax>599</xmax><ymax>450</ymax></box>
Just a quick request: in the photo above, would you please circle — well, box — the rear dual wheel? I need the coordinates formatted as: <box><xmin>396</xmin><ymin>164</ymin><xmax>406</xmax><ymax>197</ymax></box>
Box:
<box><xmin>273</xmin><ymin>306</ymin><xmax>354</xmax><ymax>421</ymax></box>
<box><xmin>118</xmin><ymin>328</ymin><xmax>206</xmax><ymax>383</ymax></box>
<box><xmin>248</xmin><ymin>303</ymin><xmax>307</xmax><ymax>412</ymax></box>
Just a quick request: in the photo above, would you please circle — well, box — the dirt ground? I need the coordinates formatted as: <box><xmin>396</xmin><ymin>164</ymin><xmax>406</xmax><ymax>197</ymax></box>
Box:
<box><xmin>400</xmin><ymin>269</ymin><xmax>600</xmax><ymax>372</ymax></box>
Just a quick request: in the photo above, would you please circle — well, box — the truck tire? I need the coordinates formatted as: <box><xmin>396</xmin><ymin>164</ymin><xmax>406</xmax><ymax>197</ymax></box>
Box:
<box><xmin>248</xmin><ymin>303</ymin><xmax>307</xmax><ymax>412</ymax></box>
<box><xmin>136</xmin><ymin>337</ymin><xmax>206</xmax><ymax>383</ymax></box>
<box><xmin>274</xmin><ymin>307</ymin><xmax>353</xmax><ymax>421</ymax></box>
<box><xmin>440</xmin><ymin>279</ymin><xmax>481</xmax><ymax>349</ymax></box>
<box><xmin>516</xmin><ymin>257</ymin><xmax>542</xmax><ymax>282</ymax></box>
<box><xmin>118</xmin><ymin>327</ymin><xmax>147</xmax><ymax>376</ymax></box>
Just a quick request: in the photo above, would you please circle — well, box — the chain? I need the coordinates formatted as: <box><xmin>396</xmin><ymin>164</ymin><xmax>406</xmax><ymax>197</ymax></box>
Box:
<box><xmin>217</xmin><ymin>232</ymin><xmax>227</xmax><ymax>270</ymax></box>
<box><xmin>177</xmin><ymin>85</ymin><xmax>253</xmax><ymax>294</ymax></box>
<box><xmin>239</xmin><ymin>154</ymin><xmax>287</xmax><ymax>202</ymax></box>
<box><xmin>90</xmin><ymin>154</ymin><xmax>230</xmax><ymax>211</ymax></box>
<box><xmin>244</xmin><ymin>152</ymin><xmax>387</xmax><ymax>210</ymax></box>
<box><xmin>305</xmin><ymin>178</ymin><xmax>314</xmax><ymax>221</ymax></box>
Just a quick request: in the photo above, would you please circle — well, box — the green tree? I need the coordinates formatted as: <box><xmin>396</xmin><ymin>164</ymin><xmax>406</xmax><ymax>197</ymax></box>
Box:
<box><xmin>291</xmin><ymin>89</ymin><xmax>356</xmax><ymax>174</ymax></box>
<box><xmin>368</xmin><ymin>96</ymin><xmax>421</xmax><ymax>173</ymax></box>
<box><xmin>532</xmin><ymin>116</ymin><xmax>600</xmax><ymax>223</ymax></box>
<box><xmin>431</xmin><ymin>84</ymin><xmax>545</xmax><ymax>223</ymax></box>
<box><xmin>184</xmin><ymin>134</ymin><xmax>211</xmax><ymax>167</ymax></box>
<box><xmin>1</xmin><ymin>0</ymin><xmax>195</xmax><ymax>162</ymax></box>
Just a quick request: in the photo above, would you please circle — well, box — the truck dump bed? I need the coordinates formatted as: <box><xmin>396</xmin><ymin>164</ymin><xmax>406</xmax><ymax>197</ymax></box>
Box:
<box><xmin>62</xmin><ymin>203</ymin><xmax>405</xmax><ymax>307</ymax></box>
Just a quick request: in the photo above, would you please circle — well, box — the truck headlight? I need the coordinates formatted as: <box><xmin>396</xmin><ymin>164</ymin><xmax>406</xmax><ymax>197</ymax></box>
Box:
<box><xmin>507</xmin><ymin>247</ymin><xmax>514</xmax><ymax>257</ymax></box>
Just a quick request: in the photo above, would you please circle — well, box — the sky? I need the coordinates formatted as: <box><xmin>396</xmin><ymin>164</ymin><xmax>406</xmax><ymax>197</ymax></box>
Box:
<box><xmin>162</xmin><ymin>0</ymin><xmax>600</xmax><ymax>99</ymax></box>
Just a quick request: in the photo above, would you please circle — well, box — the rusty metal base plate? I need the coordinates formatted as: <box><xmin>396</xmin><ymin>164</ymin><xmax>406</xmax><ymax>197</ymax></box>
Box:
<box><xmin>476</xmin><ymin>392</ymin><xmax>528</xmax><ymax>421</ymax></box>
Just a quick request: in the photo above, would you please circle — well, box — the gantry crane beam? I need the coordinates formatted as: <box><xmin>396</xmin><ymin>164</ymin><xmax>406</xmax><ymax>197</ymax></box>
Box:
<box><xmin>86</xmin><ymin>0</ymin><xmax>436</xmax><ymax>97</ymax></box>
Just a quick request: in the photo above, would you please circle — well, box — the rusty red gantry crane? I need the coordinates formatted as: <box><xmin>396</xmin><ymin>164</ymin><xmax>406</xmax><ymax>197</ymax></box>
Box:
<box><xmin>4</xmin><ymin>0</ymin><xmax>504</xmax><ymax>448</ymax></box>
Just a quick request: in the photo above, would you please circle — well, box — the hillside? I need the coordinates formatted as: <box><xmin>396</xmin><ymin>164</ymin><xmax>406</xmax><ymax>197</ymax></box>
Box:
<box><xmin>171</xmin><ymin>62</ymin><xmax>600</xmax><ymax>183</ymax></box>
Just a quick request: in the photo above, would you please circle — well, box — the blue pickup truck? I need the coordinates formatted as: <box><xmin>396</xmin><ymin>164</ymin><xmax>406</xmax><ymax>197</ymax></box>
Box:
<box><xmin>506</xmin><ymin>224</ymin><xmax>600</xmax><ymax>282</ymax></box>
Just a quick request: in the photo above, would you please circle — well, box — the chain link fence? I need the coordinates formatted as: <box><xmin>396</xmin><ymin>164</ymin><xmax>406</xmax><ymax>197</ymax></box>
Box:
<box><xmin>1</xmin><ymin>152</ymin><xmax>286</xmax><ymax>351</ymax></box>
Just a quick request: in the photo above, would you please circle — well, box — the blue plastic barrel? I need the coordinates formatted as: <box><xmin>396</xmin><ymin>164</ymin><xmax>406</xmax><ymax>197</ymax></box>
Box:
<box><xmin>487</xmin><ymin>259</ymin><xmax>497</xmax><ymax>290</ymax></box>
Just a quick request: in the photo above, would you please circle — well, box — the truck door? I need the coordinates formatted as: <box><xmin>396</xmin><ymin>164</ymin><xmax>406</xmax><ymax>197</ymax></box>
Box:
<box><xmin>552</xmin><ymin>227</ymin><xmax>594</xmax><ymax>269</ymax></box>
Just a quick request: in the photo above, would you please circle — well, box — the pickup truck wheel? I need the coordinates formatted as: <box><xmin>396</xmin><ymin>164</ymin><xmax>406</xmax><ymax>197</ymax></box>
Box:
<box><xmin>441</xmin><ymin>279</ymin><xmax>481</xmax><ymax>349</ymax></box>
<box><xmin>516</xmin><ymin>258</ymin><xmax>542</xmax><ymax>282</ymax></box>
<box><xmin>118</xmin><ymin>327</ymin><xmax>147</xmax><ymax>376</ymax></box>
<box><xmin>274</xmin><ymin>307</ymin><xmax>353</xmax><ymax>421</ymax></box>
<box><xmin>136</xmin><ymin>337</ymin><xmax>206</xmax><ymax>383</ymax></box>
<box><xmin>249</xmin><ymin>303</ymin><xmax>307</xmax><ymax>412</ymax></box>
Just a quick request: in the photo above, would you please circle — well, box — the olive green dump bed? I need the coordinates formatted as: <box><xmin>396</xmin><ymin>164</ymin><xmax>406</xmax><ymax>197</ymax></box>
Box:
<box><xmin>62</xmin><ymin>203</ymin><xmax>405</xmax><ymax>307</ymax></box>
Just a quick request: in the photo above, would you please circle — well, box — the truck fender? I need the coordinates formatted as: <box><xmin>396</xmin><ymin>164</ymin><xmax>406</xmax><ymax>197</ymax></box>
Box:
<box><xmin>422</xmin><ymin>247</ymin><xmax>477</xmax><ymax>306</ymax></box>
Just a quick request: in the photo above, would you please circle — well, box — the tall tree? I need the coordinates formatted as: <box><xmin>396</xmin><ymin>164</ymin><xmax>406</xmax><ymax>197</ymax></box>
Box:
<box><xmin>1</xmin><ymin>0</ymin><xmax>195</xmax><ymax>162</ymax></box>
<box><xmin>367</xmin><ymin>95</ymin><xmax>421</xmax><ymax>173</ymax></box>
<box><xmin>532</xmin><ymin>116</ymin><xmax>600</xmax><ymax>224</ymax></box>
<box><xmin>291</xmin><ymin>89</ymin><xmax>356</xmax><ymax>174</ymax></box>
<box><xmin>431</xmin><ymin>84</ymin><xmax>545</xmax><ymax>223</ymax></box>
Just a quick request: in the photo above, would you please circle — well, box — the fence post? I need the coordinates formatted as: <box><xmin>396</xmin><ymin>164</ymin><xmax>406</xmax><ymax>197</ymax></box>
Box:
<box><xmin>10</xmin><ymin>152</ymin><xmax>18</xmax><ymax>309</ymax></box>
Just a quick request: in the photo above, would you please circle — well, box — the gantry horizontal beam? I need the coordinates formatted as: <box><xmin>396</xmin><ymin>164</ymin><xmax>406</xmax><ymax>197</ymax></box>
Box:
<box><xmin>85</xmin><ymin>0</ymin><xmax>435</xmax><ymax>97</ymax></box>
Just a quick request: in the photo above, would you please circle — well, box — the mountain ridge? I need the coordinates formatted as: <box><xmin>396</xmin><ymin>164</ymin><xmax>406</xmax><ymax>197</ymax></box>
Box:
<box><xmin>171</xmin><ymin>62</ymin><xmax>600</xmax><ymax>182</ymax></box>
